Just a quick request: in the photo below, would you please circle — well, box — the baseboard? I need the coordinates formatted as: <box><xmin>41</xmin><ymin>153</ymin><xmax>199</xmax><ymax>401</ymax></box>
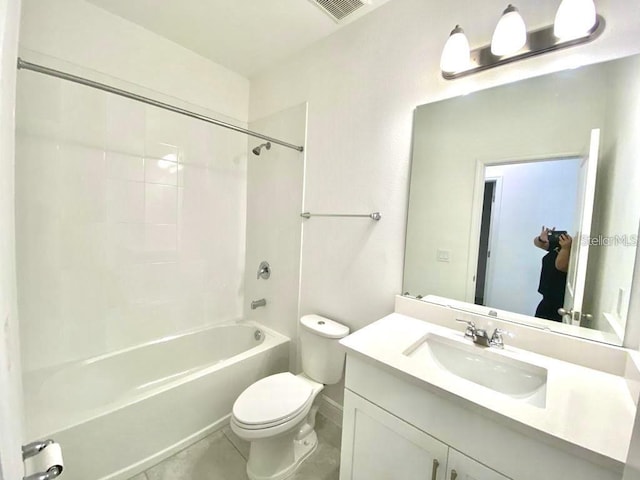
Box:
<box><xmin>317</xmin><ymin>394</ymin><xmax>343</xmax><ymax>428</ymax></box>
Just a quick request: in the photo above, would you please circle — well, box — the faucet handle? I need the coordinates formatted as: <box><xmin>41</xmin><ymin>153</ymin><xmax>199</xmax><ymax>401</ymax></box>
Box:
<box><xmin>257</xmin><ymin>261</ymin><xmax>271</xmax><ymax>280</ymax></box>
<box><xmin>455</xmin><ymin>318</ymin><xmax>476</xmax><ymax>338</ymax></box>
<box><xmin>455</xmin><ymin>318</ymin><xmax>476</xmax><ymax>327</ymax></box>
<box><xmin>492</xmin><ymin>327</ymin><xmax>512</xmax><ymax>336</ymax></box>
<box><xmin>490</xmin><ymin>328</ymin><xmax>512</xmax><ymax>348</ymax></box>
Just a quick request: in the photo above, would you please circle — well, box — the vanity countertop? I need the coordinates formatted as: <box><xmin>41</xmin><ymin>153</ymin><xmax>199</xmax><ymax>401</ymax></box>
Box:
<box><xmin>340</xmin><ymin>313</ymin><xmax>637</xmax><ymax>465</ymax></box>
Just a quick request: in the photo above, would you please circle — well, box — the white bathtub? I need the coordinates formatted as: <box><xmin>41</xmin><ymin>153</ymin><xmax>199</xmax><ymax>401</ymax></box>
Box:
<box><xmin>23</xmin><ymin>321</ymin><xmax>289</xmax><ymax>480</ymax></box>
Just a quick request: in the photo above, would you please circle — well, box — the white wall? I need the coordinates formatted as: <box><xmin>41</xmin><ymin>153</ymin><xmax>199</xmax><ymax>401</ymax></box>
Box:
<box><xmin>484</xmin><ymin>160</ymin><xmax>580</xmax><ymax>316</ymax></box>
<box><xmin>16</xmin><ymin>0</ymin><xmax>251</xmax><ymax>373</ymax></box>
<box><xmin>244</xmin><ymin>104</ymin><xmax>307</xmax><ymax>370</ymax></box>
<box><xmin>587</xmin><ymin>54</ymin><xmax>640</xmax><ymax>335</ymax></box>
<box><xmin>0</xmin><ymin>0</ymin><xmax>24</xmax><ymax>477</ymax></box>
<box><xmin>624</xmin><ymin>221</ymin><xmax>640</xmax><ymax>477</ymax></box>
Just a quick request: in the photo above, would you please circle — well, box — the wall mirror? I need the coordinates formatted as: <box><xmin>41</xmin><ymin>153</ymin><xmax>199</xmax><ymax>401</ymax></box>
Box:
<box><xmin>404</xmin><ymin>52</ymin><xmax>640</xmax><ymax>346</ymax></box>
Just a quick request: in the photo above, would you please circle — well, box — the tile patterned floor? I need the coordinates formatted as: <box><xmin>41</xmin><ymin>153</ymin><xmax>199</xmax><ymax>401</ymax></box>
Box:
<box><xmin>128</xmin><ymin>414</ymin><xmax>341</xmax><ymax>480</ymax></box>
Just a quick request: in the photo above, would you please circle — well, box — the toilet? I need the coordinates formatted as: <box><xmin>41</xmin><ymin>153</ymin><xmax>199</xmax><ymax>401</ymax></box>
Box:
<box><xmin>231</xmin><ymin>314</ymin><xmax>350</xmax><ymax>480</ymax></box>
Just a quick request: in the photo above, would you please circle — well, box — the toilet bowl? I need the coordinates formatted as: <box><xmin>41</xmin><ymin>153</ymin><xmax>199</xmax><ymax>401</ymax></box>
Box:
<box><xmin>231</xmin><ymin>372</ymin><xmax>323</xmax><ymax>480</ymax></box>
<box><xmin>230</xmin><ymin>315</ymin><xmax>349</xmax><ymax>480</ymax></box>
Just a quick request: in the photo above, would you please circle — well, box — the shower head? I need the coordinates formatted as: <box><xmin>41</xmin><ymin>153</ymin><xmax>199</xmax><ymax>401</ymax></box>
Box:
<box><xmin>252</xmin><ymin>142</ymin><xmax>271</xmax><ymax>156</ymax></box>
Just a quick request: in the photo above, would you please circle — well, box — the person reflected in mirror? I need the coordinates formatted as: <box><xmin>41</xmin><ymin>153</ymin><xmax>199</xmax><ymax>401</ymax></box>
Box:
<box><xmin>533</xmin><ymin>226</ymin><xmax>573</xmax><ymax>322</ymax></box>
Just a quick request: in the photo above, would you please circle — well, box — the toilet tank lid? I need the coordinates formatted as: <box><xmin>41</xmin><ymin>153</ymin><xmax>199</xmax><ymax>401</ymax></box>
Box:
<box><xmin>300</xmin><ymin>314</ymin><xmax>350</xmax><ymax>339</ymax></box>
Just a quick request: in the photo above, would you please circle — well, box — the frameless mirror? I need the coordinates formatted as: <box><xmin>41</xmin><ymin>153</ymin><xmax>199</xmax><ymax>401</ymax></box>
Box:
<box><xmin>404</xmin><ymin>53</ymin><xmax>640</xmax><ymax>345</ymax></box>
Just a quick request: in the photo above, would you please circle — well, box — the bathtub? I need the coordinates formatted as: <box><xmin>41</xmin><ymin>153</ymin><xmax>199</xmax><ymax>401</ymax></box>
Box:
<box><xmin>23</xmin><ymin>321</ymin><xmax>289</xmax><ymax>480</ymax></box>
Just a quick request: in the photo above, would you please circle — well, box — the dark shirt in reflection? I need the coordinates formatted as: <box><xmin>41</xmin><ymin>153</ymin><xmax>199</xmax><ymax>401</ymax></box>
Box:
<box><xmin>535</xmin><ymin>248</ymin><xmax>567</xmax><ymax>322</ymax></box>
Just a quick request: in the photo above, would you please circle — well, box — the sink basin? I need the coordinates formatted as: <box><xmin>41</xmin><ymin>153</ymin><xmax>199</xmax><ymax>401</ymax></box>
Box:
<box><xmin>404</xmin><ymin>333</ymin><xmax>547</xmax><ymax>407</ymax></box>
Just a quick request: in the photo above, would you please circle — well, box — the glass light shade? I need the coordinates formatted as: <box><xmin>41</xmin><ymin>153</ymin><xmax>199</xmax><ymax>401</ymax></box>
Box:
<box><xmin>554</xmin><ymin>0</ymin><xmax>597</xmax><ymax>40</ymax></box>
<box><xmin>491</xmin><ymin>5</ymin><xmax>527</xmax><ymax>57</ymax></box>
<box><xmin>440</xmin><ymin>26</ymin><xmax>471</xmax><ymax>74</ymax></box>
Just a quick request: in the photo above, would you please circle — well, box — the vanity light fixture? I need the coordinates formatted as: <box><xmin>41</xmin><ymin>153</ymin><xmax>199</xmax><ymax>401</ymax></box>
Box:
<box><xmin>554</xmin><ymin>0</ymin><xmax>597</xmax><ymax>40</ymax></box>
<box><xmin>491</xmin><ymin>4</ymin><xmax>527</xmax><ymax>56</ymax></box>
<box><xmin>441</xmin><ymin>1</ymin><xmax>604</xmax><ymax>80</ymax></box>
<box><xmin>440</xmin><ymin>25</ymin><xmax>471</xmax><ymax>73</ymax></box>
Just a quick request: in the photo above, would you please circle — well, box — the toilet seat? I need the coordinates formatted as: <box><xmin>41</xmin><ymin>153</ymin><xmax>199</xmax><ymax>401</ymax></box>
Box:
<box><xmin>232</xmin><ymin>373</ymin><xmax>314</xmax><ymax>430</ymax></box>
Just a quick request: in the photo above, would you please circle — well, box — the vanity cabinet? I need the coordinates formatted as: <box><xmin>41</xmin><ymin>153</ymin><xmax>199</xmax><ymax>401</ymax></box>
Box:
<box><xmin>340</xmin><ymin>354</ymin><xmax>622</xmax><ymax>480</ymax></box>
<box><xmin>340</xmin><ymin>389</ymin><xmax>510</xmax><ymax>480</ymax></box>
<box><xmin>341</xmin><ymin>389</ymin><xmax>449</xmax><ymax>480</ymax></box>
<box><xmin>446</xmin><ymin>449</ymin><xmax>511</xmax><ymax>480</ymax></box>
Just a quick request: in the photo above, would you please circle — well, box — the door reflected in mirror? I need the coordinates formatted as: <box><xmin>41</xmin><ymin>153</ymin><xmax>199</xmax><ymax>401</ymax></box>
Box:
<box><xmin>404</xmin><ymin>54</ymin><xmax>640</xmax><ymax>345</ymax></box>
<box><xmin>474</xmin><ymin>157</ymin><xmax>581</xmax><ymax>321</ymax></box>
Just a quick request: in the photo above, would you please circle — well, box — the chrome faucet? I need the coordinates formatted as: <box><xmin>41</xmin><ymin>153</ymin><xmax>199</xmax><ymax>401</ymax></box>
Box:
<box><xmin>455</xmin><ymin>319</ymin><xmax>510</xmax><ymax>349</ymax></box>
<box><xmin>489</xmin><ymin>328</ymin><xmax>510</xmax><ymax>349</ymax></box>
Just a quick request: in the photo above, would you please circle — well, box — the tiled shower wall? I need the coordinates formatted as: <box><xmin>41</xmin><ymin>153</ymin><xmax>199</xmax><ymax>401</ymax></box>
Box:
<box><xmin>244</xmin><ymin>104</ymin><xmax>306</xmax><ymax>370</ymax></box>
<box><xmin>16</xmin><ymin>71</ymin><xmax>248</xmax><ymax>373</ymax></box>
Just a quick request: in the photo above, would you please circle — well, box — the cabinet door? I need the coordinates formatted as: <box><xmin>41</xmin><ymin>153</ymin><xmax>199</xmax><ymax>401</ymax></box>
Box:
<box><xmin>340</xmin><ymin>389</ymin><xmax>448</xmax><ymax>480</ymax></box>
<box><xmin>446</xmin><ymin>449</ymin><xmax>511</xmax><ymax>480</ymax></box>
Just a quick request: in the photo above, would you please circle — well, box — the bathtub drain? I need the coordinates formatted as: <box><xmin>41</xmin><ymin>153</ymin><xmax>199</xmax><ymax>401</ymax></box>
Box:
<box><xmin>254</xmin><ymin>329</ymin><xmax>264</xmax><ymax>341</ymax></box>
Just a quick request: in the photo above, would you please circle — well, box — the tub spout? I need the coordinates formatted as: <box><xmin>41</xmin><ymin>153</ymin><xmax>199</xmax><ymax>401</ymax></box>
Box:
<box><xmin>251</xmin><ymin>298</ymin><xmax>267</xmax><ymax>310</ymax></box>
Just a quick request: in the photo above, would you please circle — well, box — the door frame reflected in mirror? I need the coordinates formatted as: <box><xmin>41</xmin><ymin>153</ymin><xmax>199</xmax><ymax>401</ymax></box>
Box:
<box><xmin>467</xmin><ymin>155</ymin><xmax>584</xmax><ymax>323</ymax></box>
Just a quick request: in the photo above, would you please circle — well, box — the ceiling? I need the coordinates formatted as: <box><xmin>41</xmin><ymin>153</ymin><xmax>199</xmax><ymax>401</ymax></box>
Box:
<box><xmin>85</xmin><ymin>0</ymin><xmax>394</xmax><ymax>78</ymax></box>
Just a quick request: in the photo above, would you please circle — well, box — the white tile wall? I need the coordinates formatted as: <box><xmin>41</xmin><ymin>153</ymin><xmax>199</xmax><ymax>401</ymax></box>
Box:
<box><xmin>16</xmin><ymin>72</ymin><xmax>247</xmax><ymax>372</ymax></box>
<box><xmin>59</xmin><ymin>81</ymin><xmax>106</xmax><ymax>147</ymax></box>
<box><xmin>244</xmin><ymin>104</ymin><xmax>306</xmax><ymax>371</ymax></box>
<box><xmin>144</xmin><ymin>184</ymin><xmax>178</xmax><ymax>224</ymax></box>
<box><xmin>106</xmin><ymin>96</ymin><xmax>145</xmax><ymax>156</ymax></box>
<box><xmin>107</xmin><ymin>179</ymin><xmax>145</xmax><ymax>224</ymax></box>
<box><xmin>107</xmin><ymin>152</ymin><xmax>144</xmax><ymax>183</ymax></box>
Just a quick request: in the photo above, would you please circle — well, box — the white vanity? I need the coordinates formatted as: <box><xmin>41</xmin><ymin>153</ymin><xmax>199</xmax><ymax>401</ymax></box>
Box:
<box><xmin>338</xmin><ymin>296</ymin><xmax>639</xmax><ymax>480</ymax></box>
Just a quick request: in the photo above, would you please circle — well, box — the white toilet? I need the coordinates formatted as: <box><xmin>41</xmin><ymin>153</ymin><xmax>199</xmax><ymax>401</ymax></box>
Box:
<box><xmin>230</xmin><ymin>314</ymin><xmax>350</xmax><ymax>480</ymax></box>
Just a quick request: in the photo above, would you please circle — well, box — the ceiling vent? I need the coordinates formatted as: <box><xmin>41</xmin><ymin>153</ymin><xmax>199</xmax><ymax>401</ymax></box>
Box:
<box><xmin>309</xmin><ymin>0</ymin><xmax>368</xmax><ymax>22</ymax></box>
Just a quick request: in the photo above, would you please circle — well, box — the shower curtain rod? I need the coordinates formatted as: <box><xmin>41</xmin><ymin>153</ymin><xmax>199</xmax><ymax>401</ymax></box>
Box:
<box><xmin>16</xmin><ymin>58</ymin><xmax>305</xmax><ymax>153</ymax></box>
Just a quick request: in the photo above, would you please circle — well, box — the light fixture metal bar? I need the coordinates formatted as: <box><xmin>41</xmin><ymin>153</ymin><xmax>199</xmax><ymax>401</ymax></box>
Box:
<box><xmin>443</xmin><ymin>15</ymin><xmax>605</xmax><ymax>80</ymax></box>
<box><xmin>17</xmin><ymin>58</ymin><xmax>305</xmax><ymax>152</ymax></box>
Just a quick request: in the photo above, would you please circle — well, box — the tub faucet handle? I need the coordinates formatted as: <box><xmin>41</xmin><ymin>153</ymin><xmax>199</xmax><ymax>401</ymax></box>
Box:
<box><xmin>257</xmin><ymin>261</ymin><xmax>271</xmax><ymax>280</ymax></box>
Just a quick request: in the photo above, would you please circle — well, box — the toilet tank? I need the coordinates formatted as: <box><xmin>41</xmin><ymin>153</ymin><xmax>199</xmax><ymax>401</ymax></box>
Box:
<box><xmin>299</xmin><ymin>314</ymin><xmax>350</xmax><ymax>384</ymax></box>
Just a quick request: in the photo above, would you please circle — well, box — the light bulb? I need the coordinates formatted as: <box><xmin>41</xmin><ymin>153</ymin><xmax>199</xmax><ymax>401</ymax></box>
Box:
<box><xmin>554</xmin><ymin>0</ymin><xmax>597</xmax><ymax>40</ymax></box>
<box><xmin>440</xmin><ymin>25</ymin><xmax>471</xmax><ymax>74</ymax></box>
<box><xmin>491</xmin><ymin>4</ymin><xmax>527</xmax><ymax>57</ymax></box>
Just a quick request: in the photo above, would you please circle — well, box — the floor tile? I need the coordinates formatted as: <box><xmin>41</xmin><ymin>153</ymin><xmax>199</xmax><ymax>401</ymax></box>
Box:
<box><xmin>145</xmin><ymin>430</ymin><xmax>248</xmax><ymax>480</ymax></box>
<box><xmin>315</xmin><ymin>414</ymin><xmax>342</xmax><ymax>450</ymax></box>
<box><xmin>143</xmin><ymin>413</ymin><xmax>341</xmax><ymax>480</ymax></box>
<box><xmin>290</xmin><ymin>441</ymin><xmax>340</xmax><ymax>480</ymax></box>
